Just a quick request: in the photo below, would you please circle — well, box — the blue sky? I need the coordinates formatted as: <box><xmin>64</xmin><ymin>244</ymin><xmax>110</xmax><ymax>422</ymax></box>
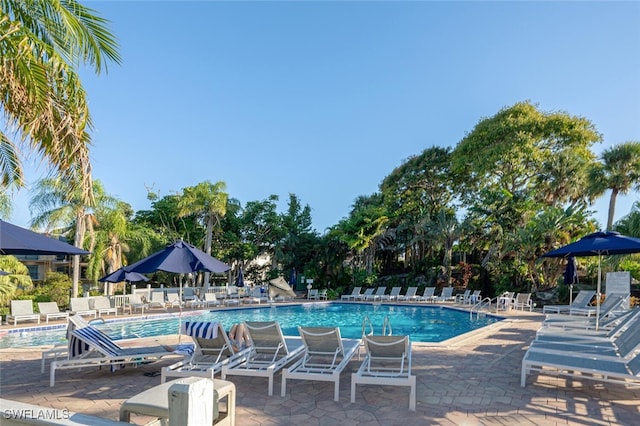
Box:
<box><xmin>8</xmin><ymin>1</ymin><xmax>640</xmax><ymax>233</ymax></box>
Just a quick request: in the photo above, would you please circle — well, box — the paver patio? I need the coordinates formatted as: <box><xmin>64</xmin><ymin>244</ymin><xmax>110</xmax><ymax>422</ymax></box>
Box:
<box><xmin>1</xmin><ymin>308</ymin><xmax>639</xmax><ymax>425</ymax></box>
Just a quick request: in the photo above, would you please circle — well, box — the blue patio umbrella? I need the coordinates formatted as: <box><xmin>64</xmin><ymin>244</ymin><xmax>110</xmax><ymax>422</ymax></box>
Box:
<box><xmin>0</xmin><ymin>219</ymin><xmax>90</xmax><ymax>256</ymax></box>
<box><xmin>542</xmin><ymin>231</ymin><xmax>640</xmax><ymax>329</ymax></box>
<box><xmin>125</xmin><ymin>240</ymin><xmax>231</xmax><ymax>342</ymax></box>
<box><xmin>235</xmin><ymin>267</ymin><xmax>245</xmax><ymax>287</ymax></box>
<box><xmin>125</xmin><ymin>240</ymin><xmax>230</xmax><ymax>275</ymax></box>
<box><xmin>99</xmin><ymin>268</ymin><xmax>149</xmax><ymax>283</ymax></box>
<box><xmin>563</xmin><ymin>256</ymin><xmax>578</xmax><ymax>304</ymax></box>
<box><xmin>289</xmin><ymin>268</ymin><xmax>297</xmax><ymax>288</ymax></box>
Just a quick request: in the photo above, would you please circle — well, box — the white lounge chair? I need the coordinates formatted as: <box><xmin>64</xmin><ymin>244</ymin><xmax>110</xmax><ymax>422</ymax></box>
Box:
<box><xmin>124</xmin><ymin>293</ymin><xmax>148</xmax><ymax>314</ymax></box>
<box><xmin>537</xmin><ymin>309</ymin><xmax>640</xmax><ymax>341</ymax></box>
<box><xmin>398</xmin><ymin>287</ymin><xmax>418</xmax><ymax>302</ymax></box>
<box><xmin>362</xmin><ymin>287</ymin><xmax>381</xmax><ymax>301</ymax></box>
<box><xmin>528</xmin><ymin>313</ymin><xmax>640</xmax><ymax>359</ymax></box>
<box><xmin>308</xmin><ymin>289</ymin><xmax>319</xmax><ymax>300</ymax></box>
<box><xmin>435</xmin><ymin>287</ymin><xmax>455</xmax><ymax>303</ymax></box>
<box><xmin>202</xmin><ymin>292</ymin><xmax>221</xmax><ymax>307</ymax></box>
<box><xmin>341</xmin><ymin>287</ymin><xmax>362</xmax><ymax>301</ymax></box>
<box><xmin>92</xmin><ymin>296</ymin><xmax>118</xmax><ymax>316</ymax></box>
<box><xmin>165</xmin><ymin>293</ymin><xmax>183</xmax><ymax>309</ymax></box>
<box><xmin>455</xmin><ymin>289</ymin><xmax>471</xmax><ymax>304</ymax></box>
<box><xmin>469</xmin><ymin>290</ymin><xmax>482</xmax><ymax>304</ymax></box>
<box><xmin>148</xmin><ymin>291</ymin><xmax>167</xmax><ymax>310</ymax></box>
<box><xmin>351</xmin><ymin>335</ymin><xmax>416</xmax><ymax>411</ymax></box>
<box><xmin>69</xmin><ymin>297</ymin><xmax>97</xmax><ymax>318</ymax></box>
<box><xmin>418</xmin><ymin>287</ymin><xmax>436</xmax><ymax>303</ymax></box>
<box><xmin>569</xmin><ymin>293</ymin><xmax>627</xmax><ymax>317</ymax></box>
<box><xmin>7</xmin><ymin>300</ymin><xmax>40</xmax><ymax>326</ymax></box>
<box><xmin>281</xmin><ymin>326</ymin><xmax>360</xmax><ymax>401</ymax></box>
<box><xmin>221</xmin><ymin>321</ymin><xmax>304</xmax><ymax>396</ymax></box>
<box><xmin>542</xmin><ymin>294</ymin><xmax>627</xmax><ymax>328</ymax></box>
<box><xmin>543</xmin><ymin>290</ymin><xmax>595</xmax><ymax>314</ymax></box>
<box><xmin>50</xmin><ymin>322</ymin><xmax>183</xmax><ymax>386</ymax></box>
<box><xmin>161</xmin><ymin>321</ymin><xmax>251</xmax><ymax>383</ymax></box>
<box><xmin>38</xmin><ymin>302</ymin><xmax>69</xmax><ymax>323</ymax></box>
<box><xmin>521</xmin><ymin>318</ymin><xmax>640</xmax><ymax>388</ymax></box>
<box><xmin>383</xmin><ymin>287</ymin><xmax>402</xmax><ymax>301</ymax></box>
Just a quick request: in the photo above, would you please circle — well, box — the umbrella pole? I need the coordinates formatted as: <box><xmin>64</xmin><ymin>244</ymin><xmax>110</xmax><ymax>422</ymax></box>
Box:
<box><xmin>178</xmin><ymin>276</ymin><xmax>183</xmax><ymax>344</ymax></box>
<box><xmin>569</xmin><ymin>284</ymin><xmax>573</xmax><ymax>305</ymax></box>
<box><xmin>596</xmin><ymin>254</ymin><xmax>602</xmax><ymax>331</ymax></box>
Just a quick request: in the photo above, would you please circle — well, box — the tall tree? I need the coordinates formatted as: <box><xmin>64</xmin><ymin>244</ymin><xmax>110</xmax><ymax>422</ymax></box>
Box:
<box><xmin>0</xmin><ymin>0</ymin><xmax>120</xmax><ymax>200</ymax></box>
<box><xmin>588</xmin><ymin>141</ymin><xmax>640</xmax><ymax>230</ymax></box>
<box><xmin>177</xmin><ymin>180</ymin><xmax>228</xmax><ymax>287</ymax></box>
<box><xmin>29</xmin><ymin>178</ymin><xmax>116</xmax><ymax>296</ymax></box>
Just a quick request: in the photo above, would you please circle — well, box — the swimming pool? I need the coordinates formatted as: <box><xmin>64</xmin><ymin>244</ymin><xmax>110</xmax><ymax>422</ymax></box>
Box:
<box><xmin>0</xmin><ymin>303</ymin><xmax>501</xmax><ymax>348</ymax></box>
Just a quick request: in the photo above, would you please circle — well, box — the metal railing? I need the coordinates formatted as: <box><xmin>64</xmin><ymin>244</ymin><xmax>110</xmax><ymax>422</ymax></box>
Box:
<box><xmin>470</xmin><ymin>297</ymin><xmax>494</xmax><ymax>320</ymax></box>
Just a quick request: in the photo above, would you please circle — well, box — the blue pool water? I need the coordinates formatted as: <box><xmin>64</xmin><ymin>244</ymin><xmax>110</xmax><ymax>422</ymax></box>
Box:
<box><xmin>0</xmin><ymin>303</ymin><xmax>501</xmax><ymax>348</ymax></box>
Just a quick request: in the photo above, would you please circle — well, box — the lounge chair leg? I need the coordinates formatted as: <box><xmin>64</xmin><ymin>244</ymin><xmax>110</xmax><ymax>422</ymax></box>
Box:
<box><xmin>334</xmin><ymin>380</ymin><xmax>340</xmax><ymax>402</ymax></box>
<box><xmin>281</xmin><ymin>373</ymin><xmax>287</xmax><ymax>397</ymax></box>
<box><xmin>409</xmin><ymin>376</ymin><xmax>416</xmax><ymax>411</ymax></box>
<box><xmin>350</xmin><ymin>373</ymin><xmax>357</xmax><ymax>403</ymax></box>
<box><xmin>268</xmin><ymin>374</ymin><xmax>274</xmax><ymax>396</ymax></box>
<box><xmin>50</xmin><ymin>362</ymin><xmax>57</xmax><ymax>387</ymax></box>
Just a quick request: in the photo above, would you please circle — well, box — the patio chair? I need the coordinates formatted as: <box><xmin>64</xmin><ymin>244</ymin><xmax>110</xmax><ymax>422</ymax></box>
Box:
<box><xmin>92</xmin><ymin>296</ymin><xmax>118</xmax><ymax>316</ymax></box>
<box><xmin>165</xmin><ymin>292</ymin><xmax>183</xmax><ymax>309</ymax></box>
<box><xmin>543</xmin><ymin>294</ymin><xmax>627</xmax><ymax>327</ymax></box>
<box><xmin>148</xmin><ymin>291</ymin><xmax>168</xmax><ymax>310</ymax></box>
<box><xmin>182</xmin><ymin>287</ymin><xmax>197</xmax><ymax>304</ymax></box>
<box><xmin>7</xmin><ymin>300</ymin><xmax>40</xmax><ymax>326</ymax></box>
<box><xmin>38</xmin><ymin>301</ymin><xmax>69</xmax><ymax>324</ymax></box>
<box><xmin>203</xmin><ymin>292</ymin><xmax>222</xmax><ymax>307</ymax></box>
<box><xmin>50</xmin><ymin>322</ymin><xmax>183</xmax><ymax>386</ymax></box>
<box><xmin>281</xmin><ymin>327</ymin><xmax>360</xmax><ymax>401</ymax></box>
<box><xmin>418</xmin><ymin>287</ymin><xmax>436</xmax><ymax>303</ymax></box>
<box><xmin>536</xmin><ymin>309</ymin><xmax>640</xmax><ymax>343</ymax></box>
<box><xmin>382</xmin><ymin>287</ymin><xmax>402</xmax><ymax>301</ymax></box>
<box><xmin>69</xmin><ymin>297</ymin><xmax>97</xmax><ymax>318</ymax></box>
<box><xmin>469</xmin><ymin>290</ymin><xmax>482</xmax><ymax>304</ymax></box>
<box><xmin>455</xmin><ymin>289</ymin><xmax>471</xmax><ymax>304</ymax></box>
<box><xmin>363</xmin><ymin>287</ymin><xmax>383</xmax><ymax>301</ymax></box>
<box><xmin>398</xmin><ymin>287</ymin><xmax>418</xmax><ymax>302</ymax></box>
<box><xmin>161</xmin><ymin>321</ymin><xmax>251</xmax><ymax>383</ymax></box>
<box><xmin>351</xmin><ymin>335</ymin><xmax>416</xmax><ymax>411</ymax></box>
<box><xmin>221</xmin><ymin>321</ymin><xmax>305</xmax><ymax>396</ymax></box>
<box><xmin>543</xmin><ymin>290</ymin><xmax>596</xmax><ymax>314</ymax></box>
<box><xmin>341</xmin><ymin>286</ymin><xmax>362</xmax><ymax>301</ymax></box>
<box><xmin>318</xmin><ymin>289</ymin><xmax>328</xmax><ymax>300</ymax></box>
<box><xmin>513</xmin><ymin>293</ymin><xmax>532</xmax><ymax>311</ymax></box>
<box><xmin>435</xmin><ymin>287</ymin><xmax>455</xmax><ymax>303</ymax></box>
<box><xmin>521</xmin><ymin>318</ymin><xmax>640</xmax><ymax>388</ymax></box>
<box><xmin>124</xmin><ymin>293</ymin><xmax>148</xmax><ymax>314</ymax></box>
<box><xmin>308</xmin><ymin>289</ymin><xmax>319</xmax><ymax>300</ymax></box>
<box><xmin>528</xmin><ymin>311</ymin><xmax>640</xmax><ymax>358</ymax></box>
<box><xmin>569</xmin><ymin>293</ymin><xmax>628</xmax><ymax>317</ymax></box>
<box><xmin>497</xmin><ymin>292</ymin><xmax>515</xmax><ymax>311</ymax></box>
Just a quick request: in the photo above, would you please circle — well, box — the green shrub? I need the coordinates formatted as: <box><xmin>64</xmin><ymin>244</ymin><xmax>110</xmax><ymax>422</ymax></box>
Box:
<box><xmin>34</xmin><ymin>272</ymin><xmax>73</xmax><ymax>310</ymax></box>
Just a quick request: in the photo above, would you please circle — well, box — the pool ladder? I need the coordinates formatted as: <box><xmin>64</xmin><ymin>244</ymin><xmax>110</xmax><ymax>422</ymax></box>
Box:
<box><xmin>361</xmin><ymin>314</ymin><xmax>393</xmax><ymax>337</ymax></box>
<box><xmin>470</xmin><ymin>297</ymin><xmax>493</xmax><ymax>320</ymax></box>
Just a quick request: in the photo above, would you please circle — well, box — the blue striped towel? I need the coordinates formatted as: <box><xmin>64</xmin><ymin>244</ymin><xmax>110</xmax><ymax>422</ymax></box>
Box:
<box><xmin>182</xmin><ymin>321</ymin><xmax>219</xmax><ymax>339</ymax></box>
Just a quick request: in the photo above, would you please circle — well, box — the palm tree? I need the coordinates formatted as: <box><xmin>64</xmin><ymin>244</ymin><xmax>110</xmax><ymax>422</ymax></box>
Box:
<box><xmin>177</xmin><ymin>181</ymin><xmax>228</xmax><ymax>287</ymax></box>
<box><xmin>589</xmin><ymin>141</ymin><xmax>640</xmax><ymax>230</ymax></box>
<box><xmin>29</xmin><ymin>178</ymin><xmax>116</xmax><ymax>296</ymax></box>
<box><xmin>0</xmin><ymin>0</ymin><xmax>120</xmax><ymax>201</ymax></box>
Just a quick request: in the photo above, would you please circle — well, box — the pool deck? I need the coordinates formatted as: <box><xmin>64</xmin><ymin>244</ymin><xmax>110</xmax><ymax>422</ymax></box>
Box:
<box><xmin>1</xmin><ymin>302</ymin><xmax>639</xmax><ymax>425</ymax></box>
